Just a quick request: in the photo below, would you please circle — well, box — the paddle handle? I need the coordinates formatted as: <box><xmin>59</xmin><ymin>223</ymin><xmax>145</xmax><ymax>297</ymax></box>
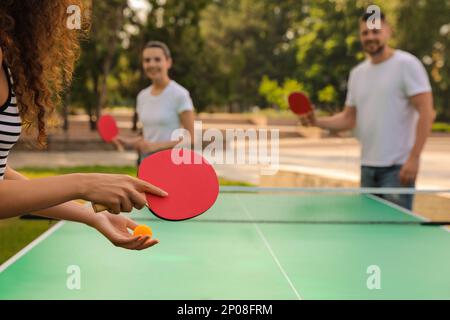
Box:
<box><xmin>112</xmin><ymin>138</ymin><xmax>125</xmax><ymax>152</ymax></box>
<box><xmin>92</xmin><ymin>203</ymin><xmax>150</xmax><ymax>214</ymax></box>
<box><xmin>92</xmin><ymin>203</ymin><xmax>116</xmax><ymax>214</ymax></box>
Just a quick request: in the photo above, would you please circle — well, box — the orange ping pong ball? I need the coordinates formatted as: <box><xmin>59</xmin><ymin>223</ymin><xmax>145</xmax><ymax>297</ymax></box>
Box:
<box><xmin>133</xmin><ymin>225</ymin><xmax>153</xmax><ymax>238</ymax></box>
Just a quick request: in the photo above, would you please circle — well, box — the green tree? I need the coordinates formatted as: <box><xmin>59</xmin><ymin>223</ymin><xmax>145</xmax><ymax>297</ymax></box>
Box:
<box><xmin>201</xmin><ymin>0</ymin><xmax>302</xmax><ymax>111</ymax></box>
<box><xmin>71</xmin><ymin>0</ymin><xmax>131</xmax><ymax>129</ymax></box>
<box><xmin>289</xmin><ymin>0</ymin><xmax>370</xmax><ymax>112</ymax></box>
<box><xmin>395</xmin><ymin>0</ymin><xmax>450</xmax><ymax>121</ymax></box>
<box><xmin>125</xmin><ymin>0</ymin><xmax>213</xmax><ymax>112</ymax></box>
<box><xmin>259</xmin><ymin>76</ymin><xmax>305</xmax><ymax>110</ymax></box>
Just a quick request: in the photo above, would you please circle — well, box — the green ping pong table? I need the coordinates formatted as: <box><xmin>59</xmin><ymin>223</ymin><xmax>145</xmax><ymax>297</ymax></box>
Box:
<box><xmin>1</xmin><ymin>191</ymin><xmax>449</xmax><ymax>300</ymax></box>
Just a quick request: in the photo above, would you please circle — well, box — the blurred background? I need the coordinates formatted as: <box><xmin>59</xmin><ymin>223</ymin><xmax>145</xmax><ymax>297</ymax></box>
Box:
<box><xmin>2</xmin><ymin>0</ymin><xmax>450</xmax><ymax>263</ymax></box>
<box><xmin>65</xmin><ymin>0</ymin><xmax>449</xmax><ymax>123</ymax></box>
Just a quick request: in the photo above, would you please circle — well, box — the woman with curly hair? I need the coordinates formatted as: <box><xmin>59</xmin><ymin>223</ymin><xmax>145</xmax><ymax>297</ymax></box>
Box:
<box><xmin>0</xmin><ymin>1</ymin><xmax>167</xmax><ymax>250</ymax></box>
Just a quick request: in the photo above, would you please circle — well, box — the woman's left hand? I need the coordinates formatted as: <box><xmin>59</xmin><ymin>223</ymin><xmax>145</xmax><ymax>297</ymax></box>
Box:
<box><xmin>90</xmin><ymin>212</ymin><xmax>159</xmax><ymax>250</ymax></box>
<box><xmin>135</xmin><ymin>139</ymin><xmax>158</xmax><ymax>154</ymax></box>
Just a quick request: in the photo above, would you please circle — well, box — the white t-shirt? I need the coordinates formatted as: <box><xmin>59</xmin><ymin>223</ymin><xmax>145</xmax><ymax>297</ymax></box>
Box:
<box><xmin>345</xmin><ymin>50</ymin><xmax>432</xmax><ymax>167</ymax></box>
<box><xmin>136</xmin><ymin>81</ymin><xmax>194</xmax><ymax>142</ymax></box>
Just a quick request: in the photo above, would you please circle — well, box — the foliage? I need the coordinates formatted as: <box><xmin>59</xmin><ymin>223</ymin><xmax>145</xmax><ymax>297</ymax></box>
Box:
<box><xmin>67</xmin><ymin>0</ymin><xmax>450</xmax><ymax>121</ymax></box>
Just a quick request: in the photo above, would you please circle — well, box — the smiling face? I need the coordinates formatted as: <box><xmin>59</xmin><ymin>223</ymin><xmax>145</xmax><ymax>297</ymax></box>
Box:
<box><xmin>359</xmin><ymin>19</ymin><xmax>392</xmax><ymax>57</ymax></box>
<box><xmin>142</xmin><ymin>47</ymin><xmax>172</xmax><ymax>82</ymax></box>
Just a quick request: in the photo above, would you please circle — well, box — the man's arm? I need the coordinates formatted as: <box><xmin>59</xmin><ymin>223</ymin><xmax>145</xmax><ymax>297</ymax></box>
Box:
<box><xmin>399</xmin><ymin>92</ymin><xmax>435</xmax><ymax>185</ymax></box>
<box><xmin>303</xmin><ymin>106</ymin><xmax>356</xmax><ymax>131</ymax></box>
<box><xmin>408</xmin><ymin>92</ymin><xmax>435</xmax><ymax>158</ymax></box>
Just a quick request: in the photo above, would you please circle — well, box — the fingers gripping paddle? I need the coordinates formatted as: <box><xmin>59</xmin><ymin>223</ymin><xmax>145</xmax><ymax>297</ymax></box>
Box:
<box><xmin>93</xmin><ymin>149</ymin><xmax>220</xmax><ymax>221</ymax></box>
<box><xmin>97</xmin><ymin>115</ymin><xmax>119</xmax><ymax>142</ymax></box>
<box><xmin>288</xmin><ymin>92</ymin><xmax>313</xmax><ymax>116</ymax></box>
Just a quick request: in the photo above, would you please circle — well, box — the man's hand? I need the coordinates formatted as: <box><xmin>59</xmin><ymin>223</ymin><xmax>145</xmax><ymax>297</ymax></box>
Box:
<box><xmin>299</xmin><ymin>112</ymin><xmax>317</xmax><ymax>127</ymax></box>
<box><xmin>399</xmin><ymin>156</ymin><xmax>420</xmax><ymax>186</ymax></box>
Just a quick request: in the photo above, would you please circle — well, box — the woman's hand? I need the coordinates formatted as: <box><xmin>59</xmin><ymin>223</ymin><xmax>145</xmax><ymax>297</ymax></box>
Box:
<box><xmin>135</xmin><ymin>139</ymin><xmax>158</xmax><ymax>154</ymax></box>
<box><xmin>116</xmin><ymin>136</ymin><xmax>145</xmax><ymax>150</ymax></box>
<box><xmin>111</xmin><ymin>138</ymin><xmax>125</xmax><ymax>152</ymax></box>
<box><xmin>115</xmin><ymin>136</ymin><xmax>157</xmax><ymax>154</ymax></box>
<box><xmin>90</xmin><ymin>212</ymin><xmax>159</xmax><ymax>250</ymax></box>
<box><xmin>79</xmin><ymin>173</ymin><xmax>168</xmax><ymax>215</ymax></box>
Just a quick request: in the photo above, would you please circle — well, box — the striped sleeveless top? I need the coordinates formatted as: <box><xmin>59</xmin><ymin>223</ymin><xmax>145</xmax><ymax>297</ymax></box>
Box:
<box><xmin>0</xmin><ymin>62</ymin><xmax>22</xmax><ymax>180</ymax></box>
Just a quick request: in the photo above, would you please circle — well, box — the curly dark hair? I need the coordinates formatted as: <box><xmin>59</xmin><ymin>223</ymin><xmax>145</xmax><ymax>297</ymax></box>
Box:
<box><xmin>0</xmin><ymin>0</ymin><xmax>89</xmax><ymax>146</ymax></box>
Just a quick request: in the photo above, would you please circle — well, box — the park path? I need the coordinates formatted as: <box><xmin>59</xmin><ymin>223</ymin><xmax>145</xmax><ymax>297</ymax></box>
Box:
<box><xmin>9</xmin><ymin>136</ymin><xmax>450</xmax><ymax>191</ymax></box>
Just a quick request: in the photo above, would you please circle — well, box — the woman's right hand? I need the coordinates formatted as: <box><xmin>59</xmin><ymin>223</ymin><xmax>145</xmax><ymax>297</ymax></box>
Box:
<box><xmin>79</xmin><ymin>173</ymin><xmax>168</xmax><ymax>214</ymax></box>
<box><xmin>115</xmin><ymin>136</ymin><xmax>143</xmax><ymax>150</ymax></box>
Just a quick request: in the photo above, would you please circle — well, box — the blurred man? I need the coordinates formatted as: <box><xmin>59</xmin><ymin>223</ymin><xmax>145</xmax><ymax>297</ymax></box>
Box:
<box><xmin>303</xmin><ymin>12</ymin><xmax>435</xmax><ymax>210</ymax></box>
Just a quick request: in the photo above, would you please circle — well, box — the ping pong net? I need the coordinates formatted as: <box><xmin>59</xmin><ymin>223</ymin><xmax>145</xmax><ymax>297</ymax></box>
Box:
<box><xmin>133</xmin><ymin>187</ymin><xmax>450</xmax><ymax>226</ymax></box>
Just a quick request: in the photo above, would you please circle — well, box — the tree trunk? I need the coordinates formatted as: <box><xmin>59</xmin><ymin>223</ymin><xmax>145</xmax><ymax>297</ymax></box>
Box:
<box><xmin>95</xmin><ymin>4</ymin><xmax>127</xmax><ymax>119</ymax></box>
<box><xmin>133</xmin><ymin>104</ymin><xmax>139</xmax><ymax>131</ymax></box>
<box><xmin>62</xmin><ymin>91</ymin><xmax>71</xmax><ymax>132</ymax></box>
<box><xmin>444</xmin><ymin>91</ymin><xmax>450</xmax><ymax>122</ymax></box>
<box><xmin>88</xmin><ymin>104</ymin><xmax>96</xmax><ymax>131</ymax></box>
<box><xmin>91</xmin><ymin>72</ymin><xmax>100</xmax><ymax>130</ymax></box>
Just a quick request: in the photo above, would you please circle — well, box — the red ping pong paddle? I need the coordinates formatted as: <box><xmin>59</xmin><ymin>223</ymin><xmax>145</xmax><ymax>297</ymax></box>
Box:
<box><xmin>93</xmin><ymin>149</ymin><xmax>219</xmax><ymax>221</ymax></box>
<box><xmin>288</xmin><ymin>92</ymin><xmax>313</xmax><ymax>116</ymax></box>
<box><xmin>97</xmin><ymin>115</ymin><xmax>119</xmax><ymax>142</ymax></box>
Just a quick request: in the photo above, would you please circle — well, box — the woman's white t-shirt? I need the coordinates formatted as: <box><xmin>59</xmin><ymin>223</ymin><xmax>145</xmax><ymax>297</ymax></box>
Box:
<box><xmin>136</xmin><ymin>80</ymin><xmax>194</xmax><ymax>142</ymax></box>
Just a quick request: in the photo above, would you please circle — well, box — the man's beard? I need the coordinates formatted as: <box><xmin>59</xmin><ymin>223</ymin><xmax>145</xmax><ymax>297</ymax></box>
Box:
<box><xmin>363</xmin><ymin>41</ymin><xmax>386</xmax><ymax>57</ymax></box>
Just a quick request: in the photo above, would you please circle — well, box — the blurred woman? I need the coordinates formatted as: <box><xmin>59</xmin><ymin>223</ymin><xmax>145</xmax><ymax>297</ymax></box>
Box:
<box><xmin>117</xmin><ymin>41</ymin><xmax>195</xmax><ymax>164</ymax></box>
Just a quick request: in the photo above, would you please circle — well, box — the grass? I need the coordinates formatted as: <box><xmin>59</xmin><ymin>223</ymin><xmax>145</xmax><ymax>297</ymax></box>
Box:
<box><xmin>432</xmin><ymin>122</ymin><xmax>450</xmax><ymax>133</ymax></box>
<box><xmin>0</xmin><ymin>218</ymin><xmax>57</xmax><ymax>265</ymax></box>
<box><xmin>18</xmin><ymin>166</ymin><xmax>138</xmax><ymax>178</ymax></box>
<box><xmin>243</xmin><ymin>109</ymin><xmax>296</xmax><ymax>119</ymax></box>
<box><xmin>0</xmin><ymin>166</ymin><xmax>252</xmax><ymax>265</ymax></box>
<box><xmin>242</xmin><ymin>108</ymin><xmax>330</xmax><ymax>119</ymax></box>
<box><xmin>17</xmin><ymin>166</ymin><xmax>253</xmax><ymax>187</ymax></box>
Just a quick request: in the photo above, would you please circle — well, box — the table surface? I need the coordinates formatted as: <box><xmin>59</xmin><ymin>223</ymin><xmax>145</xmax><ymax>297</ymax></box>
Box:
<box><xmin>1</xmin><ymin>192</ymin><xmax>449</xmax><ymax>300</ymax></box>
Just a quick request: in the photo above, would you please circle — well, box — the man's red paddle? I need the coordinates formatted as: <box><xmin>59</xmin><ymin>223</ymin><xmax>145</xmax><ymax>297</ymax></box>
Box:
<box><xmin>288</xmin><ymin>92</ymin><xmax>313</xmax><ymax>116</ymax></box>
